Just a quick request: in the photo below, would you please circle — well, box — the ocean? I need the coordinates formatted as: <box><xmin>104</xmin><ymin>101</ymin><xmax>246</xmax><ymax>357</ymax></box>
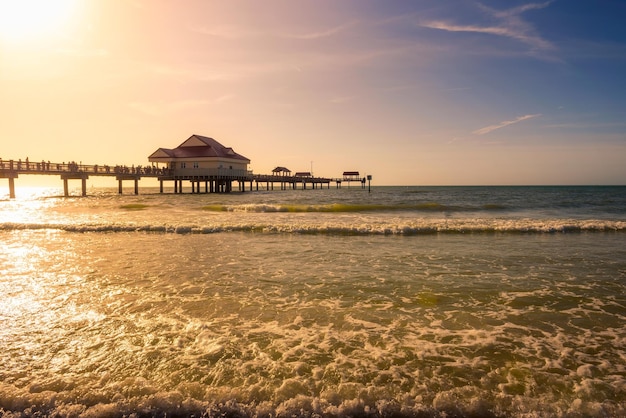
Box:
<box><xmin>1</xmin><ymin>185</ymin><xmax>625</xmax><ymax>418</ymax></box>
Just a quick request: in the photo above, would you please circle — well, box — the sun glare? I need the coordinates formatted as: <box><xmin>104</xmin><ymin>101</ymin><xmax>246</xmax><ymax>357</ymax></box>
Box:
<box><xmin>0</xmin><ymin>0</ymin><xmax>76</xmax><ymax>43</ymax></box>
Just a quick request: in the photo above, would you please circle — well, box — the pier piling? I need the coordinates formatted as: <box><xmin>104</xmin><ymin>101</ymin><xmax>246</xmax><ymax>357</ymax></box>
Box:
<box><xmin>8</xmin><ymin>177</ymin><xmax>15</xmax><ymax>199</ymax></box>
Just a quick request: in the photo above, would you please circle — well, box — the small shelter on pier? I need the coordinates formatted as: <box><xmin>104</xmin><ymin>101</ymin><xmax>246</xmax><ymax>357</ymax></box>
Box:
<box><xmin>294</xmin><ymin>172</ymin><xmax>312</xmax><ymax>178</ymax></box>
<box><xmin>272</xmin><ymin>167</ymin><xmax>291</xmax><ymax>176</ymax></box>
<box><xmin>341</xmin><ymin>171</ymin><xmax>367</xmax><ymax>188</ymax></box>
<box><xmin>343</xmin><ymin>171</ymin><xmax>360</xmax><ymax>181</ymax></box>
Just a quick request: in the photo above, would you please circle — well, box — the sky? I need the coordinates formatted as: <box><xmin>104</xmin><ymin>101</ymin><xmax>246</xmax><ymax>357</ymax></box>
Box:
<box><xmin>1</xmin><ymin>0</ymin><xmax>625</xmax><ymax>186</ymax></box>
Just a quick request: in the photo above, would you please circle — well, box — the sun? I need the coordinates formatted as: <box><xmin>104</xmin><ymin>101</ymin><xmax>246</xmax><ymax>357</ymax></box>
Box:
<box><xmin>0</xmin><ymin>0</ymin><xmax>77</xmax><ymax>44</ymax></box>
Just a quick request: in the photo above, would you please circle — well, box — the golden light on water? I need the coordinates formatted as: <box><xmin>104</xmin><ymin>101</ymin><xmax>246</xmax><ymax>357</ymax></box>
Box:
<box><xmin>0</xmin><ymin>230</ymin><xmax>90</xmax><ymax>343</ymax></box>
<box><xmin>0</xmin><ymin>188</ymin><xmax>58</xmax><ymax>223</ymax></box>
<box><xmin>0</xmin><ymin>241</ymin><xmax>47</xmax><ymax>330</ymax></box>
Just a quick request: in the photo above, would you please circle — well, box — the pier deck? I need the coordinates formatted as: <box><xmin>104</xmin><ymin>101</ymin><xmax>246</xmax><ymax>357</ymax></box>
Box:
<box><xmin>0</xmin><ymin>159</ymin><xmax>360</xmax><ymax>198</ymax></box>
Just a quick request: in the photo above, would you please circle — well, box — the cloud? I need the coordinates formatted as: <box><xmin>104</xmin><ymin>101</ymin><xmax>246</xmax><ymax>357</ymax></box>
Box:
<box><xmin>54</xmin><ymin>47</ymin><xmax>108</xmax><ymax>57</ymax></box>
<box><xmin>419</xmin><ymin>1</ymin><xmax>554</xmax><ymax>52</ymax></box>
<box><xmin>128</xmin><ymin>98</ymin><xmax>219</xmax><ymax>116</ymax></box>
<box><xmin>148</xmin><ymin>64</ymin><xmax>241</xmax><ymax>82</ymax></box>
<box><xmin>329</xmin><ymin>95</ymin><xmax>357</xmax><ymax>104</ymax></box>
<box><xmin>190</xmin><ymin>24</ymin><xmax>260</xmax><ymax>40</ymax></box>
<box><xmin>421</xmin><ymin>21</ymin><xmax>515</xmax><ymax>37</ymax></box>
<box><xmin>284</xmin><ymin>21</ymin><xmax>358</xmax><ymax>40</ymax></box>
<box><xmin>192</xmin><ymin>20</ymin><xmax>357</xmax><ymax>41</ymax></box>
<box><xmin>494</xmin><ymin>1</ymin><xmax>554</xmax><ymax>17</ymax></box>
<box><xmin>473</xmin><ymin>114</ymin><xmax>541</xmax><ymax>135</ymax></box>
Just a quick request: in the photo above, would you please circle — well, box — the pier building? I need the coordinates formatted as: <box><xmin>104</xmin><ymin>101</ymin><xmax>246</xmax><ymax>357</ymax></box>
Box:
<box><xmin>148</xmin><ymin>134</ymin><xmax>252</xmax><ymax>193</ymax></box>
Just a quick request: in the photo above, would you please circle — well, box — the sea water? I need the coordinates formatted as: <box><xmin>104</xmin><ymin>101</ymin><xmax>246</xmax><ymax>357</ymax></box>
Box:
<box><xmin>0</xmin><ymin>186</ymin><xmax>625</xmax><ymax>417</ymax></box>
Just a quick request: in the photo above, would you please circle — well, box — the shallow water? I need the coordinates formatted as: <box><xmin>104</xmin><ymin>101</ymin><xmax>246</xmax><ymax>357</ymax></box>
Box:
<box><xmin>1</xmin><ymin>186</ymin><xmax>625</xmax><ymax>417</ymax></box>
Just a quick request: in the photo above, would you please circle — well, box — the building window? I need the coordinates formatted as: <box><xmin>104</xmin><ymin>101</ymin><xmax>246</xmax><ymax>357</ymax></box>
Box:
<box><xmin>193</xmin><ymin>162</ymin><xmax>199</xmax><ymax>168</ymax></box>
<box><xmin>181</xmin><ymin>162</ymin><xmax>186</xmax><ymax>169</ymax></box>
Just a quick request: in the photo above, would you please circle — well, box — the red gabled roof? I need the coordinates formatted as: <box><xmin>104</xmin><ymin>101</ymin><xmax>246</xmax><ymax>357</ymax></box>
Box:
<box><xmin>148</xmin><ymin>134</ymin><xmax>250</xmax><ymax>162</ymax></box>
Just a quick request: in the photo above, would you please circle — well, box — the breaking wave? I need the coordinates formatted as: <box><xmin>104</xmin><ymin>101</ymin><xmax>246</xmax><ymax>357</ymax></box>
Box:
<box><xmin>199</xmin><ymin>202</ymin><xmax>508</xmax><ymax>213</ymax></box>
<box><xmin>1</xmin><ymin>220</ymin><xmax>624</xmax><ymax>235</ymax></box>
<box><xmin>1</xmin><ymin>394</ymin><xmax>621</xmax><ymax>418</ymax></box>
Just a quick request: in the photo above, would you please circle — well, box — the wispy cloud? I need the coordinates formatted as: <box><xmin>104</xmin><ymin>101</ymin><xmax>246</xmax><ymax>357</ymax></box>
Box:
<box><xmin>54</xmin><ymin>47</ymin><xmax>108</xmax><ymax>57</ymax></box>
<box><xmin>329</xmin><ymin>83</ymin><xmax>422</xmax><ymax>105</ymax></box>
<box><xmin>543</xmin><ymin>121</ymin><xmax>626</xmax><ymax>130</ymax></box>
<box><xmin>128</xmin><ymin>97</ymin><xmax>231</xmax><ymax>116</ymax></box>
<box><xmin>421</xmin><ymin>21</ymin><xmax>516</xmax><ymax>38</ymax></box>
<box><xmin>284</xmin><ymin>21</ymin><xmax>358</xmax><ymax>40</ymax></box>
<box><xmin>419</xmin><ymin>1</ymin><xmax>554</xmax><ymax>52</ymax></box>
<box><xmin>329</xmin><ymin>95</ymin><xmax>356</xmax><ymax>104</ymax></box>
<box><xmin>473</xmin><ymin>114</ymin><xmax>541</xmax><ymax>135</ymax></box>
<box><xmin>190</xmin><ymin>24</ymin><xmax>260</xmax><ymax>40</ymax></box>
<box><xmin>148</xmin><ymin>65</ymin><xmax>241</xmax><ymax>82</ymax></box>
<box><xmin>192</xmin><ymin>20</ymin><xmax>357</xmax><ymax>41</ymax></box>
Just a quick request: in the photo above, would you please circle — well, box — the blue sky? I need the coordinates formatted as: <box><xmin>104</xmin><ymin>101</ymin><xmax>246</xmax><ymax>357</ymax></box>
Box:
<box><xmin>1</xmin><ymin>0</ymin><xmax>625</xmax><ymax>185</ymax></box>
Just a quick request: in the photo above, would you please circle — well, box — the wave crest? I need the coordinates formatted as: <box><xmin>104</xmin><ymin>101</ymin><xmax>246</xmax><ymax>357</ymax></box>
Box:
<box><xmin>198</xmin><ymin>202</ymin><xmax>514</xmax><ymax>213</ymax></box>
<box><xmin>1</xmin><ymin>220</ymin><xmax>624</xmax><ymax>235</ymax></box>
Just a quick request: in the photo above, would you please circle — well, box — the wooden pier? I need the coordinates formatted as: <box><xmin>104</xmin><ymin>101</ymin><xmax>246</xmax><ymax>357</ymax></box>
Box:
<box><xmin>0</xmin><ymin>159</ymin><xmax>366</xmax><ymax>198</ymax></box>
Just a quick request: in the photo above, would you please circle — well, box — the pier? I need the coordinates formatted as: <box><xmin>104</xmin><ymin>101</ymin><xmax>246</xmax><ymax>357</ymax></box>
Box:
<box><xmin>0</xmin><ymin>159</ymin><xmax>366</xmax><ymax>198</ymax></box>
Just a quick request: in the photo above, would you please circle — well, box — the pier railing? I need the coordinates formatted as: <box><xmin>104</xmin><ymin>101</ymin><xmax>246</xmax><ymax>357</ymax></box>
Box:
<box><xmin>0</xmin><ymin>160</ymin><xmax>169</xmax><ymax>177</ymax></box>
<box><xmin>253</xmin><ymin>174</ymin><xmax>332</xmax><ymax>183</ymax></box>
<box><xmin>0</xmin><ymin>160</ymin><xmax>261</xmax><ymax>179</ymax></box>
